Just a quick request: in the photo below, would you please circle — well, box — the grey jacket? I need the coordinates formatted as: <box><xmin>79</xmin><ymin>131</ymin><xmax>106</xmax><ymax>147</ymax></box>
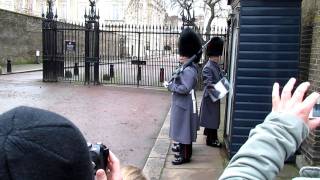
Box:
<box><xmin>168</xmin><ymin>63</ymin><xmax>199</xmax><ymax>144</ymax></box>
<box><xmin>200</xmin><ymin>60</ymin><xmax>222</xmax><ymax>129</ymax></box>
<box><xmin>219</xmin><ymin>112</ymin><xmax>309</xmax><ymax>180</ymax></box>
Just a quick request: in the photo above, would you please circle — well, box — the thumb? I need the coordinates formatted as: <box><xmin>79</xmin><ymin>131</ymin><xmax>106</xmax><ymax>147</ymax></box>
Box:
<box><xmin>96</xmin><ymin>169</ymin><xmax>108</xmax><ymax>180</ymax></box>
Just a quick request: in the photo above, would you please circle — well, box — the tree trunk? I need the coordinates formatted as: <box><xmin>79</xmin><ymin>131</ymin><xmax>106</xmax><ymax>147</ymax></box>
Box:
<box><xmin>205</xmin><ymin>7</ymin><xmax>215</xmax><ymax>41</ymax></box>
<box><xmin>203</xmin><ymin>6</ymin><xmax>215</xmax><ymax>66</ymax></box>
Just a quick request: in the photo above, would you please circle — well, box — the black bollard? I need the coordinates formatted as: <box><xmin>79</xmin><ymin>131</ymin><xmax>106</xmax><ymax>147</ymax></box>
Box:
<box><xmin>137</xmin><ymin>66</ymin><xmax>141</xmax><ymax>81</ymax></box>
<box><xmin>160</xmin><ymin>68</ymin><xmax>164</xmax><ymax>82</ymax></box>
<box><xmin>110</xmin><ymin>64</ymin><xmax>114</xmax><ymax>78</ymax></box>
<box><xmin>74</xmin><ymin>62</ymin><xmax>79</xmax><ymax>76</ymax></box>
<box><xmin>7</xmin><ymin>59</ymin><xmax>12</xmax><ymax>73</ymax></box>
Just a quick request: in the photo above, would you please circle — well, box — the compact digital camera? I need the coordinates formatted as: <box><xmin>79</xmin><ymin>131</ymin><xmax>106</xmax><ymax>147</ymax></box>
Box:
<box><xmin>88</xmin><ymin>142</ymin><xmax>109</xmax><ymax>174</ymax></box>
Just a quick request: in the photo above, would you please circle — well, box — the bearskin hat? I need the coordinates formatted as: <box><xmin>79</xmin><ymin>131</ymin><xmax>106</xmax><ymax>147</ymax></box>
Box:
<box><xmin>206</xmin><ymin>37</ymin><xmax>224</xmax><ymax>56</ymax></box>
<box><xmin>178</xmin><ymin>28</ymin><xmax>202</xmax><ymax>63</ymax></box>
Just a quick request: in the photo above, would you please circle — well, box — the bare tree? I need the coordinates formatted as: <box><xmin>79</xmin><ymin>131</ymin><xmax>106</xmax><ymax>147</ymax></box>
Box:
<box><xmin>168</xmin><ymin>0</ymin><xmax>223</xmax><ymax>38</ymax></box>
<box><xmin>167</xmin><ymin>0</ymin><xmax>198</xmax><ymax>28</ymax></box>
<box><xmin>203</xmin><ymin>0</ymin><xmax>222</xmax><ymax>39</ymax></box>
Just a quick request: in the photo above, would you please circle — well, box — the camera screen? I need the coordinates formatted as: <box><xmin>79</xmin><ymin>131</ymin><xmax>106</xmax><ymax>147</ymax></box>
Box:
<box><xmin>313</xmin><ymin>104</ymin><xmax>320</xmax><ymax>117</ymax></box>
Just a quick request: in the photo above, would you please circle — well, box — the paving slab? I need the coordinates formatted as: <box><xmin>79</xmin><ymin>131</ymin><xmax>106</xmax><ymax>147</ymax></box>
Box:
<box><xmin>161</xmin><ymin>168</ymin><xmax>224</xmax><ymax>180</ymax></box>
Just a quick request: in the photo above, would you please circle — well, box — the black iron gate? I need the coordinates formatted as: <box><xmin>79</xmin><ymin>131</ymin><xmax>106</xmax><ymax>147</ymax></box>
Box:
<box><xmin>42</xmin><ymin>2</ymin><xmax>226</xmax><ymax>87</ymax></box>
<box><xmin>99</xmin><ymin>25</ymin><xmax>182</xmax><ymax>87</ymax></box>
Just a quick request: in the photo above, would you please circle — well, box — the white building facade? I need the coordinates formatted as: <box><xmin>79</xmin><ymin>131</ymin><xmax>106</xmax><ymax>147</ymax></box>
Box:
<box><xmin>125</xmin><ymin>0</ymin><xmax>167</xmax><ymax>25</ymax></box>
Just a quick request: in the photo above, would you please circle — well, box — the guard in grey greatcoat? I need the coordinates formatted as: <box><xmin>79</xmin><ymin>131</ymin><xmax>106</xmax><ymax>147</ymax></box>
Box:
<box><xmin>199</xmin><ymin>37</ymin><xmax>224</xmax><ymax>147</ymax></box>
<box><xmin>165</xmin><ymin>28</ymin><xmax>202</xmax><ymax>165</ymax></box>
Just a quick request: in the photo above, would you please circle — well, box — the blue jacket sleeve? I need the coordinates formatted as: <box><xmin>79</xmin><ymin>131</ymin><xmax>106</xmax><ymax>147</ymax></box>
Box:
<box><xmin>219</xmin><ymin>112</ymin><xmax>309</xmax><ymax>180</ymax></box>
<box><xmin>202</xmin><ymin>66</ymin><xmax>213</xmax><ymax>87</ymax></box>
<box><xmin>168</xmin><ymin>67</ymin><xmax>197</xmax><ymax>95</ymax></box>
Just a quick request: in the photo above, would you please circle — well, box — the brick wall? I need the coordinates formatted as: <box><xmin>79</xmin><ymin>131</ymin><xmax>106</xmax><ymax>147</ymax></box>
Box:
<box><xmin>300</xmin><ymin>0</ymin><xmax>320</xmax><ymax>165</ymax></box>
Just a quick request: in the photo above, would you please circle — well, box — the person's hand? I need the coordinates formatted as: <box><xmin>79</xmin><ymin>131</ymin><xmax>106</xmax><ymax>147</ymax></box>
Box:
<box><xmin>163</xmin><ymin>81</ymin><xmax>169</xmax><ymax>88</ymax></box>
<box><xmin>96</xmin><ymin>151</ymin><xmax>122</xmax><ymax>180</ymax></box>
<box><xmin>272</xmin><ymin>78</ymin><xmax>320</xmax><ymax>130</ymax></box>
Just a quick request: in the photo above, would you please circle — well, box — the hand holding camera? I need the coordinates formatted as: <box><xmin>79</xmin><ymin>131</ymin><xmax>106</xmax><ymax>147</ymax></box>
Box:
<box><xmin>163</xmin><ymin>81</ymin><xmax>170</xmax><ymax>88</ymax></box>
<box><xmin>88</xmin><ymin>143</ymin><xmax>122</xmax><ymax>180</ymax></box>
<box><xmin>88</xmin><ymin>142</ymin><xmax>109</xmax><ymax>174</ymax></box>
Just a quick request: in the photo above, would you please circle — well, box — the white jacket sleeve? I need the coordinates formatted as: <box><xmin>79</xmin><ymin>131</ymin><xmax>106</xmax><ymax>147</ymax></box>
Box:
<box><xmin>219</xmin><ymin>112</ymin><xmax>309</xmax><ymax>180</ymax></box>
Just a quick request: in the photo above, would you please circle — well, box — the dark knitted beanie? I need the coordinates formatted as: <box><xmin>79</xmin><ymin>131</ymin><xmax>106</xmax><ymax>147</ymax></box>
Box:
<box><xmin>206</xmin><ymin>37</ymin><xmax>224</xmax><ymax>56</ymax></box>
<box><xmin>0</xmin><ymin>106</ymin><xmax>93</xmax><ymax>180</ymax></box>
<box><xmin>178</xmin><ymin>28</ymin><xmax>202</xmax><ymax>63</ymax></box>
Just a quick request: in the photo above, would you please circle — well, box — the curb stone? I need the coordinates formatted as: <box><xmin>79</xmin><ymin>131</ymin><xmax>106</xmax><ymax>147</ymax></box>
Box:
<box><xmin>143</xmin><ymin>110</ymin><xmax>171</xmax><ymax>180</ymax></box>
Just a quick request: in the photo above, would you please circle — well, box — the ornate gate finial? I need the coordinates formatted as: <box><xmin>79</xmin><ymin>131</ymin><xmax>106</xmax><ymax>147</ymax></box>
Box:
<box><xmin>42</xmin><ymin>0</ymin><xmax>57</xmax><ymax>20</ymax></box>
<box><xmin>180</xmin><ymin>0</ymin><xmax>196</xmax><ymax>29</ymax></box>
<box><xmin>85</xmin><ymin>0</ymin><xmax>100</xmax><ymax>22</ymax></box>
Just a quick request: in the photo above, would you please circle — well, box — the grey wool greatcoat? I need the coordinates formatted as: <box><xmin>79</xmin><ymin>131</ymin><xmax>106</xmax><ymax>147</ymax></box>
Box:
<box><xmin>168</xmin><ymin>63</ymin><xmax>199</xmax><ymax>145</ymax></box>
<box><xmin>200</xmin><ymin>60</ymin><xmax>222</xmax><ymax>129</ymax></box>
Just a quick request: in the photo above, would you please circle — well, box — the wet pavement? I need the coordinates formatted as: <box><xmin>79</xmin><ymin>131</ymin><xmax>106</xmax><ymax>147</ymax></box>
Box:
<box><xmin>0</xmin><ymin>71</ymin><xmax>171</xmax><ymax>168</ymax></box>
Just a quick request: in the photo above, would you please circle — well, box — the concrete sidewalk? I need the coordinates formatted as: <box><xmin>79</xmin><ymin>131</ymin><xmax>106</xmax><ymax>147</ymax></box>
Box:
<box><xmin>0</xmin><ymin>63</ymin><xmax>42</xmax><ymax>75</ymax></box>
<box><xmin>143</xmin><ymin>93</ymin><xmax>300</xmax><ymax>180</ymax></box>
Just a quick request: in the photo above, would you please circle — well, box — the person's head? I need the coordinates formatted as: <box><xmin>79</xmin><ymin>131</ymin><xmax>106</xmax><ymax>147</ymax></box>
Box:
<box><xmin>206</xmin><ymin>37</ymin><xmax>224</xmax><ymax>61</ymax></box>
<box><xmin>178</xmin><ymin>28</ymin><xmax>202</xmax><ymax>64</ymax></box>
<box><xmin>0</xmin><ymin>106</ymin><xmax>93</xmax><ymax>180</ymax></box>
<box><xmin>121</xmin><ymin>165</ymin><xmax>147</xmax><ymax>180</ymax></box>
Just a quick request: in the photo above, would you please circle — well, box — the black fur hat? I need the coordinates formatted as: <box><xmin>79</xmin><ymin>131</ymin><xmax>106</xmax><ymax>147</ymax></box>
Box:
<box><xmin>0</xmin><ymin>106</ymin><xmax>93</xmax><ymax>180</ymax></box>
<box><xmin>206</xmin><ymin>37</ymin><xmax>224</xmax><ymax>56</ymax></box>
<box><xmin>178</xmin><ymin>28</ymin><xmax>202</xmax><ymax>63</ymax></box>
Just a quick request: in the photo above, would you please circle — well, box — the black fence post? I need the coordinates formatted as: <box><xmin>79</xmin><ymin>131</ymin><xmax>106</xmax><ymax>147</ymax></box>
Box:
<box><xmin>74</xmin><ymin>62</ymin><xmax>79</xmax><ymax>76</ymax></box>
<box><xmin>84</xmin><ymin>1</ymin><xmax>100</xmax><ymax>85</ymax></box>
<box><xmin>137</xmin><ymin>32</ymin><xmax>141</xmax><ymax>86</ymax></box>
<box><xmin>110</xmin><ymin>64</ymin><xmax>114</xmax><ymax>78</ymax></box>
<box><xmin>160</xmin><ymin>67</ymin><xmax>164</xmax><ymax>82</ymax></box>
<box><xmin>93</xmin><ymin>21</ymin><xmax>99</xmax><ymax>85</ymax></box>
<box><xmin>7</xmin><ymin>59</ymin><xmax>12</xmax><ymax>73</ymax></box>
<box><xmin>84</xmin><ymin>22</ymin><xmax>90</xmax><ymax>84</ymax></box>
<box><xmin>42</xmin><ymin>0</ymin><xmax>58</xmax><ymax>82</ymax></box>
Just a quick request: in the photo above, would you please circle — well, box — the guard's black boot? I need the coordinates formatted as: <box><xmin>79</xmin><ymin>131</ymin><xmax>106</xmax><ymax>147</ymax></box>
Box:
<box><xmin>172</xmin><ymin>144</ymin><xmax>191</xmax><ymax>165</ymax></box>
<box><xmin>206</xmin><ymin>139</ymin><xmax>222</xmax><ymax>148</ymax></box>
<box><xmin>172</xmin><ymin>156</ymin><xmax>190</xmax><ymax>165</ymax></box>
<box><xmin>174</xmin><ymin>153</ymin><xmax>180</xmax><ymax>158</ymax></box>
<box><xmin>171</xmin><ymin>143</ymin><xmax>180</xmax><ymax>152</ymax></box>
<box><xmin>205</xmin><ymin>128</ymin><xmax>221</xmax><ymax>148</ymax></box>
<box><xmin>173</xmin><ymin>142</ymin><xmax>179</xmax><ymax>146</ymax></box>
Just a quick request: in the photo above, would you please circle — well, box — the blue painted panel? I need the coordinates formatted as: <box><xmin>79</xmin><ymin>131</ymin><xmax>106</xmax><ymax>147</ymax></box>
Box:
<box><xmin>229</xmin><ymin>143</ymin><xmax>243</xmax><ymax>155</ymax></box>
<box><xmin>241</xmin><ymin>16</ymin><xmax>300</xmax><ymax>25</ymax></box>
<box><xmin>242</xmin><ymin>0</ymin><xmax>301</xmax><ymax>7</ymax></box>
<box><xmin>237</xmin><ymin>68</ymin><xmax>298</xmax><ymax>77</ymax></box>
<box><xmin>238</xmin><ymin>60</ymin><xmax>299</xmax><ymax>69</ymax></box>
<box><xmin>230</xmin><ymin>135</ymin><xmax>249</xmax><ymax>144</ymax></box>
<box><xmin>235</xmin><ymin>85</ymin><xmax>272</xmax><ymax>94</ymax></box>
<box><xmin>235</xmin><ymin>102</ymin><xmax>272</xmax><ymax>111</ymax></box>
<box><xmin>241</xmin><ymin>7</ymin><xmax>300</xmax><ymax>16</ymax></box>
<box><xmin>233</xmin><ymin>118</ymin><xmax>263</xmax><ymax>127</ymax></box>
<box><xmin>240</xmin><ymin>34</ymin><xmax>299</xmax><ymax>43</ymax></box>
<box><xmin>236</xmin><ymin>76</ymin><xmax>292</xmax><ymax>86</ymax></box>
<box><xmin>227</xmin><ymin>0</ymin><xmax>301</xmax><ymax>159</ymax></box>
<box><xmin>232</xmin><ymin>127</ymin><xmax>253</xmax><ymax>136</ymax></box>
<box><xmin>238</xmin><ymin>51</ymin><xmax>299</xmax><ymax>60</ymax></box>
<box><xmin>233</xmin><ymin>110</ymin><xmax>269</xmax><ymax>119</ymax></box>
<box><xmin>235</xmin><ymin>94</ymin><xmax>271</xmax><ymax>103</ymax></box>
<box><xmin>239</xmin><ymin>43</ymin><xmax>299</xmax><ymax>51</ymax></box>
<box><xmin>241</xmin><ymin>25</ymin><xmax>299</xmax><ymax>34</ymax></box>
